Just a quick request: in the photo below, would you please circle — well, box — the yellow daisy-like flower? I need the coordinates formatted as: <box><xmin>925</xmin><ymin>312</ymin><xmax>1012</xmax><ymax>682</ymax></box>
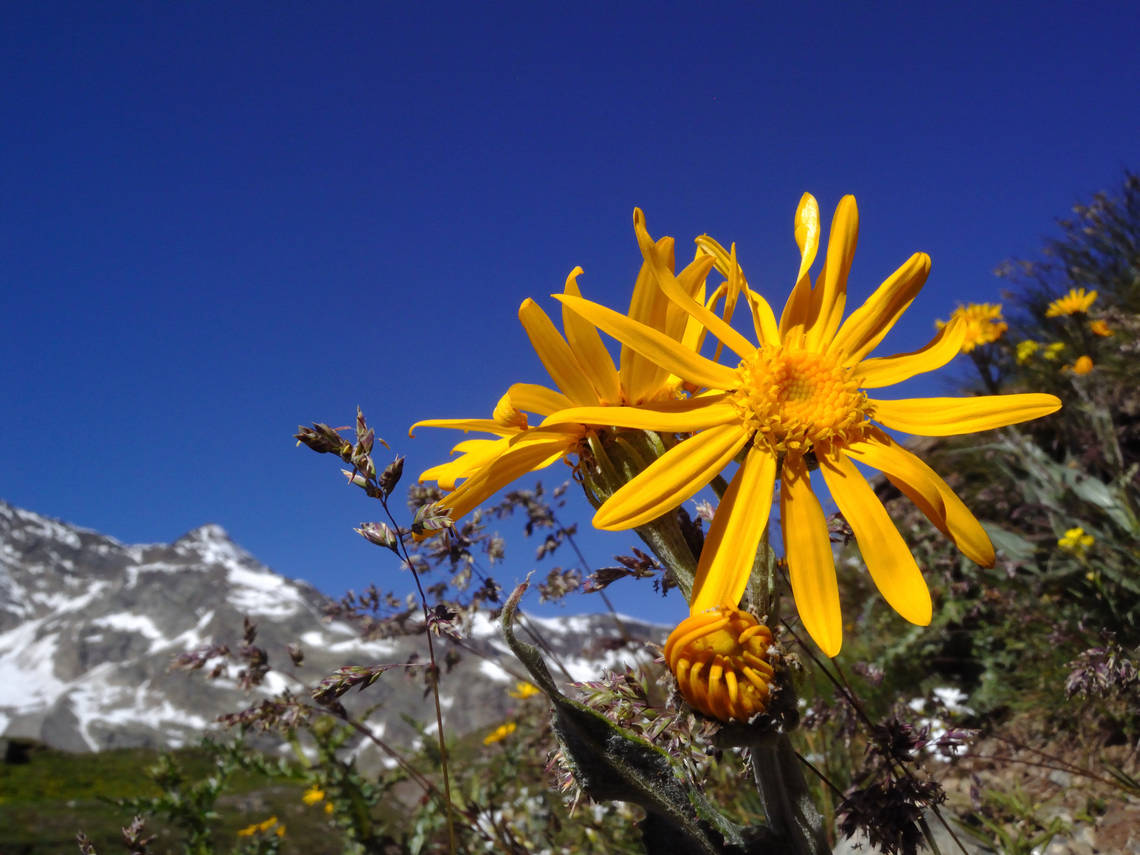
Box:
<box><xmin>1016</xmin><ymin>340</ymin><xmax>1039</xmax><ymax>364</ymax></box>
<box><xmin>1058</xmin><ymin>526</ymin><xmax>1094</xmax><ymax>557</ymax></box>
<box><xmin>508</xmin><ymin>680</ymin><xmax>542</xmax><ymax>700</ymax></box>
<box><xmin>546</xmin><ymin>195</ymin><xmax>1061</xmax><ymax>656</ymax></box>
<box><xmin>302</xmin><ymin>785</ymin><xmax>325</xmax><ymax>806</ymax></box>
<box><xmin>410</xmin><ymin>225</ymin><xmax>720</xmax><ymax>526</ymax></box>
<box><xmin>483</xmin><ymin>721</ymin><xmax>517</xmax><ymax>745</ymax></box>
<box><xmin>1089</xmin><ymin>319</ymin><xmax>1112</xmax><ymax>337</ymax></box>
<box><xmin>936</xmin><ymin>303</ymin><xmax>1007</xmax><ymax>353</ymax></box>
<box><xmin>1045</xmin><ymin>287</ymin><xmax>1097</xmax><ymax>317</ymax></box>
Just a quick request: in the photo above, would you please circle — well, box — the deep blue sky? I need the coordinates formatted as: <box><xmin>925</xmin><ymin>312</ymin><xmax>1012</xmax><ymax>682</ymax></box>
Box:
<box><xmin>3</xmin><ymin>2</ymin><xmax>1137</xmax><ymax>627</ymax></box>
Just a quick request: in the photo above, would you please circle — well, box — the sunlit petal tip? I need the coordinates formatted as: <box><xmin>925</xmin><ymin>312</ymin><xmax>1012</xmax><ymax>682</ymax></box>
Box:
<box><xmin>564</xmin><ymin>266</ymin><xmax>584</xmax><ymax>291</ymax></box>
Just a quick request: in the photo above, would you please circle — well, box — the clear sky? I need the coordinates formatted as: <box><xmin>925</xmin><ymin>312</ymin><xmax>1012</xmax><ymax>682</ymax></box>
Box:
<box><xmin>3</xmin><ymin>2</ymin><xmax>1137</xmax><ymax>628</ymax></box>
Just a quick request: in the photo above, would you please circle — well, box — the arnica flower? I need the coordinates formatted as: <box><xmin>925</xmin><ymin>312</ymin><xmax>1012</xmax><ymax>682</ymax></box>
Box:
<box><xmin>508</xmin><ymin>681</ymin><xmax>542</xmax><ymax>700</ymax></box>
<box><xmin>483</xmin><ymin>721</ymin><xmax>517</xmax><ymax>745</ymax></box>
<box><xmin>1046</xmin><ymin>287</ymin><xmax>1097</xmax><ymax>317</ymax></box>
<box><xmin>664</xmin><ymin>606</ymin><xmax>774</xmax><ymax>721</ymax></box>
<box><xmin>1058</xmin><ymin>526</ymin><xmax>1094</xmax><ymax>557</ymax></box>
<box><xmin>1069</xmin><ymin>355</ymin><xmax>1094</xmax><ymax>375</ymax></box>
<box><xmin>1016</xmin><ymin>340</ymin><xmax>1040</xmax><ymax>364</ymax></box>
<box><xmin>1043</xmin><ymin>342</ymin><xmax>1066</xmax><ymax>361</ymax></box>
<box><xmin>410</xmin><ymin>222</ymin><xmax>720</xmax><ymax>526</ymax></box>
<box><xmin>1089</xmin><ymin>319</ymin><xmax>1112</xmax><ymax>337</ymax></box>
<box><xmin>936</xmin><ymin>303</ymin><xmax>1007</xmax><ymax>353</ymax></box>
<box><xmin>546</xmin><ymin>194</ymin><xmax>1062</xmax><ymax>656</ymax></box>
<box><xmin>302</xmin><ymin>785</ymin><xmax>325</xmax><ymax>806</ymax></box>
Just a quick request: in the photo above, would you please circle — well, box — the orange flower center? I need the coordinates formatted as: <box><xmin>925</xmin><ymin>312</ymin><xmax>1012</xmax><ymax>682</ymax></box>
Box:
<box><xmin>664</xmin><ymin>606</ymin><xmax>775</xmax><ymax>722</ymax></box>
<box><xmin>731</xmin><ymin>346</ymin><xmax>870</xmax><ymax>457</ymax></box>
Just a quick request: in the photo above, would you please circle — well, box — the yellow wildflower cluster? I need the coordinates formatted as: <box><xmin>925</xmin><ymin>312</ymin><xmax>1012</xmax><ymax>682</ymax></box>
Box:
<box><xmin>413</xmin><ymin>194</ymin><xmax>1060</xmax><ymax>675</ymax></box>
<box><xmin>1043</xmin><ymin>342</ymin><xmax>1066</xmax><ymax>361</ymax></box>
<box><xmin>1058</xmin><ymin>526</ymin><xmax>1094</xmax><ymax>557</ymax></box>
<box><xmin>1016</xmin><ymin>340</ymin><xmax>1039</xmax><ymax>364</ymax></box>
<box><xmin>483</xmin><ymin>721</ymin><xmax>517</xmax><ymax>745</ymax></box>
<box><xmin>236</xmin><ymin>816</ymin><xmax>285</xmax><ymax>838</ymax></box>
<box><xmin>1089</xmin><ymin>319</ymin><xmax>1112</xmax><ymax>337</ymax></box>
<box><xmin>1045</xmin><ymin>288</ymin><xmax>1097</xmax><ymax>317</ymax></box>
<box><xmin>937</xmin><ymin>303</ymin><xmax>1007</xmax><ymax>353</ymax></box>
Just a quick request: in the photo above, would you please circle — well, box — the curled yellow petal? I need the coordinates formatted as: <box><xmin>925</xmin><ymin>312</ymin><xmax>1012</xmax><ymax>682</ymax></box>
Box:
<box><xmin>507</xmin><ymin>382</ymin><xmax>572</xmax><ymax>416</ymax></box>
<box><xmin>831</xmin><ymin>252</ymin><xmax>932</xmax><ymax>363</ymax></box>
<box><xmin>820</xmin><ymin>454</ymin><xmax>932</xmax><ymax>627</ymax></box>
<box><xmin>871</xmin><ymin>393</ymin><xmax>1062</xmax><ymax>436</ymax></box>
<box><xmin>779</xmin><ymin>193</ymin><xmax>821</xmax><ymax>340</ymax></box>
<box><xmin>562</xmin><ymin>268</ymin><xmax>623</xmax><ymax>404</ymax></box>
<box><xmin>689</xmin><ymin>447</ymin><xmax>777</xmax><ymax>614</ymax></box>
<box><xmin>780</xmin><ymin>455</ymin><xmax>842</xmax><ymax>657</ymax></box>
<box><xmin>409</xmin><ymin>417</ymin><xmax>521</xmax><ymax>438</ymax></box>
<box><xmin>538</xmin><ymin>395</ymin><xmax>736</xmax><ymax>434</ymax></box>
<box><xmin>593</xmin><ymin>424</ymin><xmax>748</xmax><ymax>530</ymax></box>
<box><xmin>556</xmin><ymin>293</ymin><xmax>739</xmax><ymax>391</ymax></box>
<box><xmin>845</xmin><ymin>435</ymin><xmax>994</xmax><ymax>567</ymax></box>
<box><xmin>806</xmin><ymin>195</ymin><xmax>858</xmax><ymax>349</ymax></box>
<box><xmin>518</xmin><ymin>298</ymin><xmax>599</xmax><ymax>406</ymax></box>
<box><xmin>855</xmin><ymin>318</ymin><xmax>966</xmax><ymax>389</ymax></box>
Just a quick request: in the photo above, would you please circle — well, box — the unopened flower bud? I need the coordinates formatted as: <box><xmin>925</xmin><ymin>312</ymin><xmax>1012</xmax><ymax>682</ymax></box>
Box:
<box><xmin>356</xmin><ymin>521</ymin><xmax>399</xmax><ymax>551</ymax></box>
<box><xmin>665</xmin><ymin>606</ymin><xmax>776</xmax><ymax>722</ymax></box>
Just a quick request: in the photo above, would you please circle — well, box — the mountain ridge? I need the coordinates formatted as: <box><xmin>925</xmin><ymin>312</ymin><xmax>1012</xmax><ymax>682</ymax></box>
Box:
<box><xmin>0</xmin><ymin>499</ymin><xmax>661</xmax><ymax>758</ymax></box>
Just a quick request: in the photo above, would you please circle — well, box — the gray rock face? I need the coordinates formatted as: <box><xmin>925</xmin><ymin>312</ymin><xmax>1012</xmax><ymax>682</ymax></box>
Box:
<box><xmin>0</xmin><ymin>500</ymin><xmax>662</xmax><ymax>756</ymax></box>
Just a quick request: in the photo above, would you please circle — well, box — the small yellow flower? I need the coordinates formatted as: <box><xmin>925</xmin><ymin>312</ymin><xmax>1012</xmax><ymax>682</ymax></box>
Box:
<box><xmin>275</xmin><ymin>824</ymin><xmax>286</xmax><ymax>838</ymax></box>
<box><xmin>1088</xmin><ymin>319</ymin><xmax>1112</xmax><ymax>337</ymax></box>
<box><xmin>1045</xmin><ymin>288</ymin><xmax>1097</xmax><ymax>317</ymax></box>
<box><xmin>508</xmin><ymin>681</ymin><xmax>541</xmax><ymax>700</ymax></box>
<box><xmin>237</xmin><ymin>817</ymin><xmax>279</xmax><ymax>837</ymax></box>
<box><xmin>302</xmin><ymin>786</ymin><xmax>325</xmax><ymax>806</ymax></box>
<box><xmin>1043</xmin><ymin>342</ymin><xmax>1066</xmax><ymax>361</ymax></box>
<box><xmin>1058</xmin><ymin>526</ymin><xmax>1094</xmax><ymax>557</ymax></box>
<box><xmin>936</xmin><ymin>303</ymin><xmax>1007</xmax><ymax>353</ymax></box>
<box><xmin>324</xmin><ymin>801</ymin><xmax>335</xmax><ymax>815</ymax></box>
<box><xmin>483</xmin><ymin>722</ymin><xmax>517</xmax><ymax>745</ymax></box>
<box><xmin>1069</xmin><ymin>355</ymin><xmax>1094</xmax><ymax>375</ymax></box>
<box><xmin>1016</xmin><ymin>340</ymin><xmax>1039</xmax><ymax>364</ymax></box>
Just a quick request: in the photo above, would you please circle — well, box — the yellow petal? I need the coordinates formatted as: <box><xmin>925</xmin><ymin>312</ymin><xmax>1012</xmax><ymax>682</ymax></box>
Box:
<box><xmin>855</xmin><ymin>318</ymin><xmax>966</xmax><ymax>389</ymax></box>
<box><xmin>562</xmin><ymin>268</ymin><xmax>623</xmax><ymax>404</ymax></box>
<box><xmin>831</xmin><ymin>252</ymin><xmax>932</xmax><ymax>363</ymax></box>
<box><xmin>518</xmin><ymin>298</ymin><xmax>599</xmax><ymax>406</ymax></box>
<box><xmin>507</xmin><ymin>383</ymin><xmax>572</xmax><ymax>416</ymax></box>
<box><xmin>845</xmin><ymin>435</ymin><xmax>994</xmax><ymax>567</ymax></box>
<box><xmin>593</xmin><ymin>424</ymin><xmax>749</xmax><ymax>530</ymax></box>
<box><xmin>623</xmin><ymin>214</ymin><xmax>675</xmax><ymax>401</ymax></box>
<box><xmin>538</xmin><ymin>395</ymin><xmax>737</xmax><ymax>433</ymax></box>
<box><xmin>419</xmin><ymin>438</ymin><xmax>509</xmax><ymax>490</ymax></box>
<box><xmin>820</xmin><ymin>454</ymin><xmax>932</xmax><ymax>626</ymax></box>
<box><xmin>689</xmin><ymin>447</ymin><xmax>777</xmax><ymax>614</ymax></box>
<box><xmin>779</xmin><ymin>455</ymin><xmax>842</xmax><ymax>657</ymax></box>
<box><xmin>805</xmin><ymin>195</ymin><xmax>858</xmax><ymax>350</ymax></box>
<box><xmin>442</xmin><ymin>431</ymin><xmax>579</xmax><ymax>522</ymax></box>
<box><xmin>871</xmin><ymin>393</ymin><xmax>1062</xmax><ymax>436</ymax></box>
<box><xmin>779</xmin><ymin>193</ymin><xmax>821</xmax><ymax>342</ymax></box>
<box><xmin>409</xmin><ymin>417</ymin><xmax>521</xmax><ymax>438</ymax></box>
<box><xmin>556</xmin><ymin>293</ymin><xmax>739</xmax><ymax>391</ymax></box>
<box><xmin>633</xmin><ymin>211</ymin><xmax>754</xmax><ymax>360</ymax></box>
<box><xmin>743</xmin><ymin>286</ymin><xmax>780</xmax><ymax>348</ymax></box>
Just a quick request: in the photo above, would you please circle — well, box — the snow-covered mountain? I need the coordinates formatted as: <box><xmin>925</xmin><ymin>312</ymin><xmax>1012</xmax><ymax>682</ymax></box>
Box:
<box><xmin>0</xmin><ymin>500</ymin><xmax>662</xmax><ymax>755</ymax></box>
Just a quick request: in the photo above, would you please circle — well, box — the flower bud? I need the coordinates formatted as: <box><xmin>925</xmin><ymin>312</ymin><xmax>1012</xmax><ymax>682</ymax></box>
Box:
<box><xmin>665</xmin><ymin>606</ymin><xmax>775</xmax><ymax>722</ymax></box>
